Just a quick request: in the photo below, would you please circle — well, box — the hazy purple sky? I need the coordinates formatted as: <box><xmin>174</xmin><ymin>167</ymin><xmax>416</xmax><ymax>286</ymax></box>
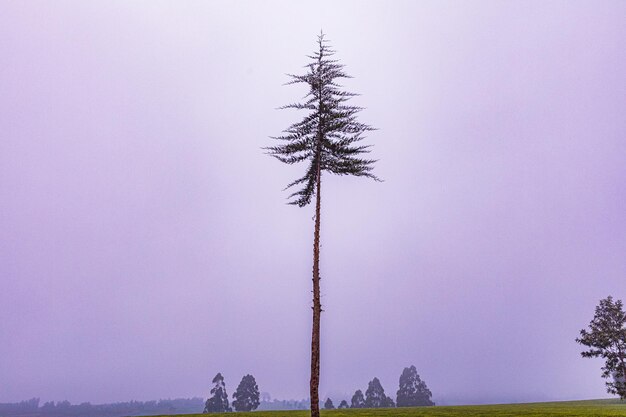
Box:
<box><xmin>2</xmin><ymin>0</ymin><xmax>625</xmax><ymax>406</ymax></box>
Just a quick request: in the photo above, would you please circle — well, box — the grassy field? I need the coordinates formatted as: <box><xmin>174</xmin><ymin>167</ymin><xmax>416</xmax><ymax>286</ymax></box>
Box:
<box><xmin>152</xmin><ymin>399</ymin><xmax>625</xmax><ymax>417</ymax></box>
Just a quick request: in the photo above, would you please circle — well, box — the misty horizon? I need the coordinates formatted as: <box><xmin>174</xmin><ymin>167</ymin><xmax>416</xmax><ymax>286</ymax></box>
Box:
<box><xmin>2</xmin><ymin>0</ymin><xmax>625</xmax><ymax>407</ymax></box>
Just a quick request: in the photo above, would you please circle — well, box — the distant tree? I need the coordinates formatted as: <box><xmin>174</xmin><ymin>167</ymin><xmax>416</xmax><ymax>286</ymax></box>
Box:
<box><xmin>323</xmin><ymin>398</ymin><xmax>334</xmax><ymax>409</ymax></box>
<box><xmin>41</xmin><ymin>401</ymin><xmax>55</xmax><ymax>413</ymax></box>
<box><xmin>266</xmin><ymin>31</ymin><xmax>379</xmax><ymax>417</ymax></box>
<box><xmin>365</xmin><ymin>377</ymin><xmax>394</xmax><ymax>408</ymax></box>
<box><xmin>28</xmin><ymin>398</ymin><xmax>203</xmax><ymax>417</ymax></box>
<box><xmin>0</xmin><ymin>399</ymin><xmax>41</xmax><ymax>416</ymax></box>
<box><xmin>396</xmin><ymin>365</ymin><xmax>435</xmax><ymax>407</ymax></box>
<box><xmin>350</xmin><ymin>390</ymin><xmax>365</xmax><ymax>408</ymax></box>
<box><xmin>338</xmin><ymin>400</ymin><xmax>349</xmax><ymax>409</ymax></box>
<box><xmin>25</xmin><ymin>399</ymin><xmax>40</xmax><ymax>412</ymax></box>
<box><xmin>576</xmin><ymin>296</ymin><xmax>626</xmax><ymax>399</ymax></box>
<box><xmin>232</xmin><ymin>374</ymin><xmax>260</xmax><ymax>412</ymax></box>
<box><xmin>56</xmin><ymin>400</ymin><xmax>71</xmax><ymax>413</ymax></box>
<box><xmin>204</xmin><ymin>373</ymin><xmax>232</xmax><ymax>413</ymax></box>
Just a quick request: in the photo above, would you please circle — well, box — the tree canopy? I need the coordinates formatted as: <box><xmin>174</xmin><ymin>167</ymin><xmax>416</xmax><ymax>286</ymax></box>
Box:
<box><xmin>204</xmin><ymin>373</ymin><xmax>231</xmax><ymax>413</ymax></box>
<box><xmin>396</xmin><ymin>365</ymin><xmax>435</xmax><ymax>407</ymax></box>
<box><xmin>365</xmin><ymin>377</ymin><xmax>394</xmax><ymax>408</ymax></box>
<box><xmin>266</xmin><ymin>32</ymin><xmax>379</xmax><ymax>207</ymax></box>
<box><xmin>323</xmin><ymin>398</ymin><xmax>334</xmax><ymax>410</ymax></box>
<box><xmin>350</xmin><ymin>390</ymin><xmax>365</xmax><ymax>408</ymax></box>
<box><xmin>232</xmin><ymin>374</ymin><xmax>260</xmax><ymax>412</ymax></box>
<box><xmin>576</xmin><ymin>296</ymin><xmax>626</xmax><ymax>399</ymax></box>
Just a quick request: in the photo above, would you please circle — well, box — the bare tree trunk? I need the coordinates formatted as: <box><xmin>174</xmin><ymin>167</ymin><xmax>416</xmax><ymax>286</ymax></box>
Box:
<box><xmin>618</xmin><ymin>346</ymin><xmax>626</xmax><ymax>398</ymax></box>
<box><xmin>310</xmin><ymin>164</ymin><xmax>322</xmax><ymax>417</ymax></box>
<box><xmin>310</xmin><ymin>44</ymin><xmax>324</xmax><ymax>417</ymax></box>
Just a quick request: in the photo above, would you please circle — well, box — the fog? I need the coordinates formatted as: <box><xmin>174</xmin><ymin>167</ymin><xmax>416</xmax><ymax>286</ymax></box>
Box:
<box><xmin>1</xmin><ymin>0</ymin><xmax>625</xmax><ymax>406</ymax></box>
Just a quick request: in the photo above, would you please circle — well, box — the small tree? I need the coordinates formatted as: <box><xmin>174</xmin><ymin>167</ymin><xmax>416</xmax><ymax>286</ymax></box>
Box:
<box><xmin>338</xmin><ymin>400</ymin><xmax>349</xmax><ymax>409</ymax></box>
<box><xmin>232</xmin><ymin>374</ymin><xmax>260</xmax><ymax>412</ymax></box>
<box><xmin>323</xmin><ymin>398</ymin><xmax>334</xmax><ymax>410</ymax></box>
<box><xmin>204</xmin><ymin>373</ymin><xmax>232</xmax><ymax>413</ymax></box>
<box><xmin>350</xmin><ymin>390</ymin><xmax>365</xmax><ymax>408</ymax></box>
<box><xmin>396</xmin><ymin>365</ymin><xmax>435</xmax><ymax>407</ymax></box>
<box><xmin>576</xmin><ymin>296</ymin><xmax>626</xmax><ymax>399</ymax></box>
<box><xmin>364</xmin><ymin>377</ymin><xmax>394</xmax><ymax>408</ymax></box>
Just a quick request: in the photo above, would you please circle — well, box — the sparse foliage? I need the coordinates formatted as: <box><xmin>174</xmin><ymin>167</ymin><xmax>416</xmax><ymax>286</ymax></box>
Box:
<box><xmin>396</xmin><ymin>365</ymin><xmax>435</xmax><ymax>407</ymax></box>
<box><xmin>350</xmin><ymin>390</ymin><xmax>365</xmax><ymax>408</ymax></box>
<box><xmin>267</xmin><ymin>32</ymin><xmax>378</xmax><ymax>417</ymax></box>
<box><xmin>266</xmin><ymin>33</ymin><xmax>378</xmax><ymax>207</ymax></box>
<box><xmin>204</xmin><ymin>373</ymin><xmax>232</xmax><ymax>413</ymax></box>
<box><xmin>232</xmin><ymin>374</ymin><xmax>260</xmax><ymax>412</ymax></box>
<box><xmin>576</xmin><ymin>296</ymin><xmax>626</xmax><ymax>399</ymax></box>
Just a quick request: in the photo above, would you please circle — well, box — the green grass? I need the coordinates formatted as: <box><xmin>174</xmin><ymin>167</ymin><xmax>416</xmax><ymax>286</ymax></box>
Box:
<box><xmin>151</xmin><ymin>399</ymin><xmax>625</xmax><ymax>417</ymax></box>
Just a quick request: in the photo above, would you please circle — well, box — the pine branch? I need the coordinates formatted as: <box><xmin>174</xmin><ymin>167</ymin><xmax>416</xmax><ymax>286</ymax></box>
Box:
<box><xmin>268</xmin><ymin>33</ymin><xmax>379</xmax><ymax>206</ymax></box>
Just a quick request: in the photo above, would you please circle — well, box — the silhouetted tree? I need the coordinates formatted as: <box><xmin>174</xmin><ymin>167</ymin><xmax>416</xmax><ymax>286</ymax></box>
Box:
<box><xmin>0</xmin><ymin>399</ymin><xmax>40</xmax><ymax>416</ymax></box>
<box><xmin>365</xmin><ymin>377</ymin><xmax>394</xmax><ymax>408</ymax></box>
<box><xmin>350</xmin><ymin>390</ymin><xmax>365</xmax><ymax>408</ymax></box>
<box><xmin>41</xmin><ymin>401</ymin><xmax>55</xmax><ymax>413</ymax></box>
<box><xmin>0</xmin><ymin>397</ymin><xmax>203</xmax><ymax>417</ymax></box>
<box><xmin>396</xmin><ymin>365</ymin><xmax>435</xmax><ymax>407</ymax></box>
<box><xmin>338</xmin><ymin>400</ymin><xmax>349</xmax><ymax>409</ymax></box>
<box><xmin>204</xmin><ymin>373</ymin><xmax>232</xmax><ymax>413</ymax></box>
<box><xmin>267</xmin><ymin>31</ymin><xmax>379</xmax><ymax>417</ymax></box>
<box><xmin>323</xmin><ymin>398</ymin><xmax>334</xmax><ymax>409</ymax></box>
<box><xmin>232</xmin><ymin>374</ymin><xmax>260</xmax><ymax>412</ymax></box>
<box><xmin>56</xmin><ymin>401</ymin><xmax>71</xmax><ymax>411</ymax></box>
<box><xmin>576</xmin><ymin>296</ymin><xmax>626</xmax><ymax>399</ymax></box>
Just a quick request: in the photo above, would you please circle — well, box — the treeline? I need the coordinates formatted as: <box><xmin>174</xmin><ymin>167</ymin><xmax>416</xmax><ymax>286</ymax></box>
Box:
<box><xmin>325</xmin><ymin>365</ymin><xmax>434</xmax><ymax>410</ymax></box>
<box><xmin>0</xmin><ymin>397</ymin><xmax>204</xmax><ymax>417</ymax></box>
<box><xmin>2</xmin><ymin>365</ymin><xmax>432</xmax><ymax>416</ymax></box>
<box><xmin>202</xmin><ymin>365</ymin><xmax>433</xmax><ymax>413</ymax></box>
<box><xmin>257</xmin><ymin>399</ymin><xmax>308</xmax><ymax>411</ymax></box>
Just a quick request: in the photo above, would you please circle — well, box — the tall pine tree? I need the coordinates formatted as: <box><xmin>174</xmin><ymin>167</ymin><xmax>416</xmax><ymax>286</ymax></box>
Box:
<box><xmin>267</xmin><ymin>31</ymin><xmax>378</xmax><ymax>417</ymax></box>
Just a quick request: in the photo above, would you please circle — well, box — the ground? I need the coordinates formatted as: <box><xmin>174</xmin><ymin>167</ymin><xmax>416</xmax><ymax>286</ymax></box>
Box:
<box><xmin>152</xmin><ymin>399</ymin><xmax>625</xmax><ymax>417</ymax></box>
